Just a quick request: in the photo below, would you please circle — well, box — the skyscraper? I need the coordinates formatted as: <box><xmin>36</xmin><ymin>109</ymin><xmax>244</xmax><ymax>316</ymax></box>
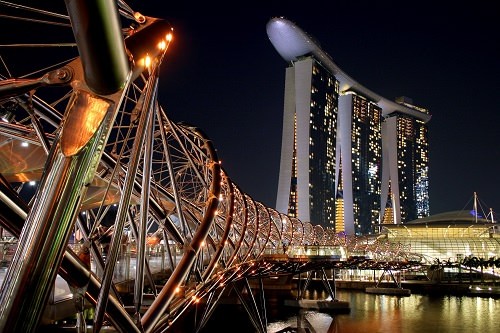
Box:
<box><xmin>338</xmin><ymin>92</ymin><xmax>383</xmax><ymax>234</ymax></box>
<box><xmin>380</xmin><ymin>97</ymin><xmax>431</xmax><ymax>224</ymax></box>
<box><xmin>267</xmin><ymin>17</ymin><xmax>431</xmax><ymax>235</ymax></box>
<box><xmin>275</xmin><ymin>56</ymin><xmax>338</xmax><ymax>229</ymax></box>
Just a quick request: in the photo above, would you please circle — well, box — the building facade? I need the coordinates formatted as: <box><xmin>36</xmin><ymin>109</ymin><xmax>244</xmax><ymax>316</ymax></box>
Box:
<box><xmin>380</xmin><ymin>99</ymin><xmax>431</xmax><ymax>225</ymax></box>
<box><xmin>267</xmin><ymin>17</ymin><xmax>431</xmax><ymax>235</ymax></box>
<box><xmin>276</xmin><ymin>57</ymin><xmax>338</xmax><ymax>229</ymax></box>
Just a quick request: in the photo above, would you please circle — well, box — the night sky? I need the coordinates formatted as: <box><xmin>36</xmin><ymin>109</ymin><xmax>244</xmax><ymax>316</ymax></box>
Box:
<box><xmin>130</xmin><ymin>2</ymin><xmax>499</xmax><ymax>216</ymax></box>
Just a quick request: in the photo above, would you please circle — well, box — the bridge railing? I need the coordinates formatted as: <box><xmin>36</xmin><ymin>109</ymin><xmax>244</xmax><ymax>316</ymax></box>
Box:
<box><xmin>286</xmin><ymin>245</ymin><xmax>344</xmax><ymax>258</ymax></box>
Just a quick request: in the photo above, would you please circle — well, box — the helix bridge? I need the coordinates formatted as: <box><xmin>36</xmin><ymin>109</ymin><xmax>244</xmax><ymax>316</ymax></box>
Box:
<box><xmin>0</xmin><ymin>2</ymin><xmax>423</xmax><ymax>332</ymax></box>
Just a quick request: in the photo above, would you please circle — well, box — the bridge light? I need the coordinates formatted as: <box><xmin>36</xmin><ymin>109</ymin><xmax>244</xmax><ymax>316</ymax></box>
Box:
<box><xmin>133</xmin><ymin>12</ymin><xmax>146</xmax><ymax>23</ymax></box>
<box><xmin>137</xmin><ymin>55</ymin><xmax>152</xmax><ymax>69</ymax></box>
<box><xmin>125</xmin><ymin>18</ymin><xmax>173</xmax><ymax>80</ymax></box>
<box><xmin>157</xmin><ymin>31</ymin><xmax>173</xmax><ymax>51</ymax></box>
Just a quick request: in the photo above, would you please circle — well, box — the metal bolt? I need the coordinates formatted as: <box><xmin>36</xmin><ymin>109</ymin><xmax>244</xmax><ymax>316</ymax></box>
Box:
<box><xmin>56</xmin><ymin>69</ymin><xmax>68</xmax><ymax>80</ymax></box>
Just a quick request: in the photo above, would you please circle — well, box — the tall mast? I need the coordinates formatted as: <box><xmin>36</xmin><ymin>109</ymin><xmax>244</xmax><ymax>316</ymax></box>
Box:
<box><xmin>392</xmin><ymin>192</ymin><xmax>397</xmax><ymax>225</ymax></box>
<box><xmin>473</xmin><ymin>192</ymin><xmax>478</xmax><ymax>223</ymax></box>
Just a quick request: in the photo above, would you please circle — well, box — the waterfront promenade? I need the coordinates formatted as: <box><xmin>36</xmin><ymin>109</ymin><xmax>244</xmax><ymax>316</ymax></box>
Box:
<box><xmin>1</xmin><ymin>246</ymin><xmax>499</xmax><ymax>333</ymax></box>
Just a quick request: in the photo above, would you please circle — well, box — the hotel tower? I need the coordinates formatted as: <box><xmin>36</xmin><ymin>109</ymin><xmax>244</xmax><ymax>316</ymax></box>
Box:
<box><xmin>267</xmin><ymin>17</ymin><xmax>431</xmax><ymax>235</ymax></box>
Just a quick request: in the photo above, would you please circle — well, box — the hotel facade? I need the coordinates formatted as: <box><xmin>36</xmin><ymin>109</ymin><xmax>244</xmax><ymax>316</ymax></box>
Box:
<box><xmin>267</xmin><ymin>17</ymin><xmax>431</xmax><ymax>235</ymax></box>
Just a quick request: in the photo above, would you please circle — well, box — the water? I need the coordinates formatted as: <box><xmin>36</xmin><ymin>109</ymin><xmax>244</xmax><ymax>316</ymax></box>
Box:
<box><xmin>4</xmin><ymin>257</ymin><xmax>495</xmax><ymax>332</ymax></box>
<box><xmin>198</xmin><ymin>289</ymin><xmax>500</xmax><ymax>333</ymax></box>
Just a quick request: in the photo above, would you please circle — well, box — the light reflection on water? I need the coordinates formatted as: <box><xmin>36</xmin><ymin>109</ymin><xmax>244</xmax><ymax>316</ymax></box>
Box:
<box><xmin>267</xmin><ymin>311</ymin><xmax>336</xmax><ymax>332</ymax></box>
<box><xmin>266</xmin><ymin>290</ymin><xmax>500</xmax><ymax>333</ymax></box>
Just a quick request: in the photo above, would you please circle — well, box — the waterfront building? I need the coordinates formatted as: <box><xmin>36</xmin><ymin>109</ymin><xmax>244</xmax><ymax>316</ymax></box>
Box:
<box><xmin>267</xmin><ymin>17</ymin><xmax>431</xmax><ymax>235</ymax></box>
<box><xmin>379</xmin><ymin>210</ymin><xmax>500</xmax><ymax>265</ymax></box>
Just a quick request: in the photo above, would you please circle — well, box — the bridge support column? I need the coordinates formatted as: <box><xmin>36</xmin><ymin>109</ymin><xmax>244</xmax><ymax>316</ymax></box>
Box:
<box><xmin>233</xmin><ymin>278</ymin><xmax>267</xmax><ymax>333</ymax></box>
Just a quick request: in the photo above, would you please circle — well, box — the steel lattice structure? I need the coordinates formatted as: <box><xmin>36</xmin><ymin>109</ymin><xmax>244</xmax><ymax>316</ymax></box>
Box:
<box><xmin>0</xmin><ymin>2</ymin><xmax>420</xmax><ymax>332</ymax></box>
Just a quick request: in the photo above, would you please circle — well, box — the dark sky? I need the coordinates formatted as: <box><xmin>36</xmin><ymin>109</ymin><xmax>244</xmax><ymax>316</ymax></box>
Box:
<box><xmin>131</xmin><ymin>1</ymin><xmax>499</xmax><ymax>216</ymax></box>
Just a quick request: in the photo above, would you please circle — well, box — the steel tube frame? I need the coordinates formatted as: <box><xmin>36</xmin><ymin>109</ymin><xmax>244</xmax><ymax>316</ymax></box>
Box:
<box><xmin>0</xmin><ymin>78</ymin><xmax>124</xmax><ymax>331</ymax></box>
<box><xmin>93</xmin><ymin>74</ymin><xmax>159</xmax><ymax>332</ymax></box>
<box><xmin>141</xmin><ymin>129</ymin><xmax>221</xmax><ymax>332</ymax></box>
<box><xmin>0</xmin><ymin>0</ymin><xmax>129</xmax><ymax>330</ymax></box>
<box><xmin>64</xmin><ymin>0</ymin><xmax>129</xmax><ymax>95</ymax></box>
<box><xmin>134</xmin><ymin>96</ymin><xmax>155</xmax><ymax>316</ymax></box>
<box><xmin>0</xmin><ymin>176</ymin><xmax>139</xmax><ymax>331</ymax></box>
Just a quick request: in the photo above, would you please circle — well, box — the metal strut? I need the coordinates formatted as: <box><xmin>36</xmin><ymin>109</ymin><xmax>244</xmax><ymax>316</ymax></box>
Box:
<box><xmin>232</xmin><ymin>278</ymin><xmax>267</xmax><ymax>333</ymax></box>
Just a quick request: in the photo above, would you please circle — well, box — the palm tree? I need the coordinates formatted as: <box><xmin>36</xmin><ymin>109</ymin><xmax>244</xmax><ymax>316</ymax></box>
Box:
<box><xmin>478</xmin><ymin>257</ymin><xmax>488</xmax><ymax>284</ymax></box>
<box><xmin>496</xmin><ymin>258</ymin><xmax>500</xmax><ymax>285</ymax></box>
<box><xmin>487</xmin><ymin>257</ymin><xmax>496</xmax><ymax>284</ymax></box>
<box><xmin>463</xmin><ymin>256</ymin><xmax>479</xmax><ymax>284</ymax></box>
<box><xmin>429</xmin><ymin>258</ymin><xmax>443</xmax><ymax>283</ymax></box>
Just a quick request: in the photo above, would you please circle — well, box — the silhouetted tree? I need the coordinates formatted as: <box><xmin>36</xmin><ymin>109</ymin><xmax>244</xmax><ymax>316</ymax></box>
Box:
<box><xmin>488</xmin><ymin>257</ymin><xmax>497</xmax><ymax>284</ymax></box>
<box><xmin>445</xmin><ymin>258</ymin><xmax>454</xmax><ymax>283</ymax></box>
<box><xmin>463</xmin><ymin>256</ymin><xmax>480</xmax><ymax>283</ymax></box>
<box><xmin>478</xmin><ymin>257</ymin><xmax>488</xmax><ymax>284</ymax></box>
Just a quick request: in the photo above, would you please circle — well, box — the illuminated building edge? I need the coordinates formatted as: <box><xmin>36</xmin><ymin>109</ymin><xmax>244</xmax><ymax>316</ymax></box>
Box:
<box><xmin>266</xmin><ymin>17</ymin><xmax>431</xmax><ymax>122</ymax></box>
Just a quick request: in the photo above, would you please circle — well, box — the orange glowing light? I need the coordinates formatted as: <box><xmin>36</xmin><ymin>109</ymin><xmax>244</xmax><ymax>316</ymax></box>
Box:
<box><xmin>144</xmin><ymin>55</ymin><xmax>151</xmax><ymax>68</ymax></box>
<box><xmin>133</xmin><ymin>12</ymin><xmax>145</xmax><ymax>24</ymax></box>
<box><xmin>146</xmin><ymin>236</ymin><xmax>160</xmax><ymax>245</ymax></box>
<box><xmin>61</xmin><ymin>89</ymin><xmax>112</xmax><ymax>157</ymax></box>
<box><xmin>158</xmin><ymin>41</ymin><xmax>166</xmax><ymax>50</ymax></box>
